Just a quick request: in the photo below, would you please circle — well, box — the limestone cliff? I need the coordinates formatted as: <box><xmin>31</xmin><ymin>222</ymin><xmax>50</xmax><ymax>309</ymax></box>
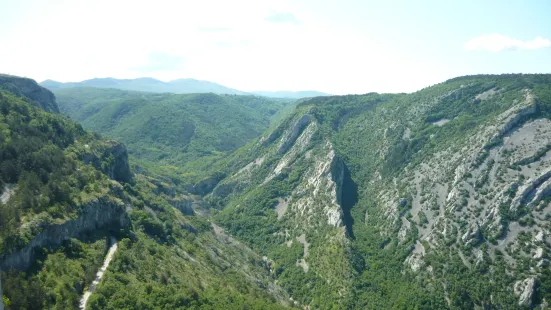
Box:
<box><xmin>212</xmin><ymin>74</ymin><xmax>551</xmax><ymax>308</ymax></box>
<box><xmin>0</xmin><ymin>74</ymin><xmax>59</xmax><ymax>113</ymax></box>
<box><xmin>82</xmin><ymin>140</ymin><xmax>132</xmax><ymax>183</ymax></box>
<box><xmin>211</xmin><ymin>110</ymin><xmax>354</xmax><ymax>301</ymax></box>
<box><xmin>0</xmin><ymin>197</ymin><xmax>130</xmax><ymax>271</ymax></box>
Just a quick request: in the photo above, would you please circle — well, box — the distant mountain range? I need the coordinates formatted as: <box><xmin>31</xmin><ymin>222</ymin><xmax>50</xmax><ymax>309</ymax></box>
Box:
<box><xmin>40</xmin><ymin>77</ymin><xmax>247</xmax><ymax>95</ymax></box>
<box><xmin>40</xmin><ymin>78</ymin><xmax>330</xmax><ymax>99</ymax></box>
<box><xmin>251</xmin><ymin>90</ymin><xmax>331</xmax><ymax>99</ymax></box>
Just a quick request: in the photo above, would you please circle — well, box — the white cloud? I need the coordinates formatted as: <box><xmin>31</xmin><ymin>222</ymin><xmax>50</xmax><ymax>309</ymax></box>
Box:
<box><xmin>465</xmin><ymin>34</ymin><xmax>551</xmax><ymax>52</ymax></box>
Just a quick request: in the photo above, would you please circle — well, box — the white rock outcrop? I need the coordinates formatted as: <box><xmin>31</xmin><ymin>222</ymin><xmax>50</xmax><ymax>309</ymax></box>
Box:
<box><xmin>514</xmin><ymin>278</ymin><xmax>536</xmax><ymax>307</ymax></box>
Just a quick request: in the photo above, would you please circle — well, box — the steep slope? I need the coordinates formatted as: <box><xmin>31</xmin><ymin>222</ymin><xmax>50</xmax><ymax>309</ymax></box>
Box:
<box><xmin>41</xmin><ymin>77</ymin><xmax>247</xmax><ymax>95</ymax></box>
<box><xmin>210</xmin><ymin>109</ymin><xmax>356</xmax><ymax>308</ymax></box>
<box><xmin>0</xmin><ymin>77</ymin><xmax>291</xmax><ymax>309</ymax></box>
<box><xmin>51</xmin><ymin>87</ymin><xmax>296</xmax><ymax>185</ymax></box>
<box><xmin>0</xmin><ymin>74</ymin><xmax>59</xmax><ymax>113</ymax></box>
<box><xmin>0</xmin><ymin>86</ymin><xmax>134</xmax><ymax>309</ymax></box>
<box><xmin>209</xmin><ymin>74</ymin><xmax>551</xmax><ymax>308</ymax></box>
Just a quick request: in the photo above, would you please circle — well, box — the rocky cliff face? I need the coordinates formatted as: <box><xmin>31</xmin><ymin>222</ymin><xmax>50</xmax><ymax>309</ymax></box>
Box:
<box><xmin>185</xmin><ymin>176</ymin><xmax>221</xmax><ymax>196</ymax></box>
<box><xmin>375</xmin><ymin>90</ymin><xmax>550</xmax><ymax>300</ymax></box>
<box><xmin>0</xmin><ymin>197</ymin><xmax>130</xmax><ymax>271</ymax></box>
<box><xmin>168</xmin><ymin>195</ymin><xmax>197</xmax><ymax>215</ymax></box>
<box><xmin>213</xmin><ymin>75</ymin><xmax>551</xmax><ymax>308</ymax></box>
<box><xmin>0</xmin><ymin>74</ymin><xmax>59</xmax><ymax>113</ymax></box>
<box><xmin>83</xmin><ymin>140</ymin><xmax>132</xmax><ymax>183</ymax></box>
<box><xmin>338</xmin><ymin>79</ymin><xmax>551</xmax><ymax>307</ymax></box>
<box><xmin>211</xmin><ymin>111</ymin><xmax>355</xmax><ymax>301</ymax></box>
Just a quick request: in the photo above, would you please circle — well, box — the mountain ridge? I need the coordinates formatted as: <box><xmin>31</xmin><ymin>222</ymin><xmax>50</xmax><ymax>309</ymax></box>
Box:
<box><xmin>4</xmin><ymin>72</ymin><xmax>551</xmax><ymax>309</ymax></box>
<box><xmin>50</xmin><ymin>86</ymin><xmax>298</xmax><ymax>185</ymax></box>
<box><xmin>204</xmin><ymin>73</ymin><xmax>551</xmax><ymax>308</ymax></box>
<box><xmin>40</xmin><ymin>78</ymin><xmax>331</xmax><ymax>99</ymax></box>
<box><xmin>40</xmin><ymin>77</ymin><xmax>247</xmax><ymax>95</ymax></box>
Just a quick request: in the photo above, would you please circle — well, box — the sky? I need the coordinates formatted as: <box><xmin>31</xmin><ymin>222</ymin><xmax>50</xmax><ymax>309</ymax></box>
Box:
<box><xmin>0</xmin><ymin>0</ymin><xmax>550</xmax><ymax>95</ymax></box>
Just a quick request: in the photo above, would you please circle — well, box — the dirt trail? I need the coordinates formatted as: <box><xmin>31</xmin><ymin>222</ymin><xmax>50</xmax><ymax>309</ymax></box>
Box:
<box><xmin>79</xmin><ymin>237</ymin><xmax>118</xmax><ymax>310</ymax></box>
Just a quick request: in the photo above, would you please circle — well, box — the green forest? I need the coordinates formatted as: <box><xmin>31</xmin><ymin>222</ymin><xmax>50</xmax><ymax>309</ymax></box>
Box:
<box><xmin>2</xmin><ymin>74</ymin><xmax>551</xmax><ymax>309</ymax></box>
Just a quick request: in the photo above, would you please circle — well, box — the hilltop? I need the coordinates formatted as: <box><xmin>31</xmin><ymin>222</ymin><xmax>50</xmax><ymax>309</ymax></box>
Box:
<box><xmin>40</xmin><ymin>78</ymin><xmax>331</xmax><ymax>99</ymax></box>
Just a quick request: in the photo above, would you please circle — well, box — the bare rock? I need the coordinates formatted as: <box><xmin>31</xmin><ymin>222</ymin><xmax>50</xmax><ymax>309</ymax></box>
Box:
<box><xmin>514</xmin><ymin>278</ymin><xmax>536</xmax><ymax>307</ymax></box>
<box><xmin>461</xmin><ymin>222</ymin><xmax>482</xmax><ymax>246</ymax></box>
<box><xmin>278</xmin><ymin>115</ymin><xmax>311</xmax><ymax>154</ymax></box>
<box><xmin>82</xmin><ymin>140</ymin><xmax>132</xmax><ymax>183</ymax></box>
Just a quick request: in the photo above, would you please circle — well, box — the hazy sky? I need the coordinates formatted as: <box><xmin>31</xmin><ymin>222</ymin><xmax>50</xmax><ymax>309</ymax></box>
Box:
<box><xmin>1</xmin><ymin>0</ymin><xmax>550</xmax><ymax>94</ymax></box>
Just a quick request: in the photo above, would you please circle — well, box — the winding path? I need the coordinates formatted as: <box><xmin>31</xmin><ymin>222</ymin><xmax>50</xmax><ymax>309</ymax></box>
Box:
<box><xmin>79</xmin><ymin>237</ymin><xmax>118</xmax><ymax>310</ymax></box>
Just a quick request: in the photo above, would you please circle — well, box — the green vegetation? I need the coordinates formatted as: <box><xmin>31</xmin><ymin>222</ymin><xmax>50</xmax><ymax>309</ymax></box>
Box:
<box><xmin>0</xmin><ymin>82</ymin><xmax>290</xmax><ymax>309</ymax></box>
<box><xmin>1</xmin><ymin>74</ymin><xmax>59</xmax><ymax>113</ymax></box>
<box><xmin>208</xmin><ymin>74</ymin><xmax>551</xmax><ymax>308</ymax></box>
<box><xmin>4</xmin><ymin>73</ymin><xmax>551</xmax><ymax>309</ymax></box>
<box><xmin>40</xmin><ymin>77</ymin><xmax>247</xmax><ymax>95</ymax></box>
<box><xmin>0</xmin><ymin>90</ymin><xmax>119</xmax><ymax>255</ymax></box>
<box><xmin>2</xmin><ymin>237</ymin><xmax>109</xmax><ymax>309</ymax></box>
<box><xmin>53</xmin><ymin>87</ymin><xmax>295</xmax><ymax>184</ymax></box>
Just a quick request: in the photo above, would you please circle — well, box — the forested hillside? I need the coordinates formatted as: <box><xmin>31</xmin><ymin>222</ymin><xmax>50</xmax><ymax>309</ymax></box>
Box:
<box><xmin>3</xmin><ymin>74</ymin><xmax>551</xmax><ymax>309</ymax></box>
<box><xmin>206</xmin><ymin>74</ymin><xmax>551</xmax><ymax>308</ymax></box>
<box><xmin>0</xmin><ymin>74</ymin><xmax>59</xmax><ymax>113</ymax></box>
<box><xmin>0</xmin><ymin>76</ymin><xmax>292</xmax><ymax>310</ymax></box>
<box><xmin>40</xmin><ymin>78</ymin><xmax>246</xmax><ymax>95</ymax></box>
<box><xmin>51</xmin><ymin>87</ymin><xmax>296</xmax><ymax>185</ymax></box>
<box><xmin>40</xmin><ymin>78</ymin><xmax>330</xmax><ymax>99</ymax></box>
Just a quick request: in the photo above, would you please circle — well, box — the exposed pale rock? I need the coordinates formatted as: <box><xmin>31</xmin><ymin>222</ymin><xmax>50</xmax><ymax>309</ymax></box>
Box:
<box><xmin>533</xmin><ymin>247</ymin><xmax>544</xmax><ymax>260</ymax></box>
<box><xmin>275</xmin><ymin>198</ymin><xmax>289</xmax><ymax>219</ymax></box>
<box><xmin>327</xmin><ymin>208</ymin><xmax>343</xmax><ymax>226</ymax></box>
<box><xmin>0</xmin><ymin>184</ymin><xmax>15</xmax><ymax>205</ymax></box>
<box><xmin>266</xmin><ymin>121</ymin><xmax>317</xmax><ymax>183</ymax></box>
<box><xmin>0</xmin><ymin>197</ymin><xmax>129</xmax><ymax>271</ymax></box>
<box><xmin>475</xmin><ymin>88</ymin><xmax>498</xmax><ymax>101</ymax></box>
<box><xmin>447</xmin><ymin>187</ymin><xmax>459</xmax><ymax>202</ymax></box>
<box><xmin>398</xmin><ymin>219</ymin><xmax>411</xmax><ymax>243</ymax></box>
<box><xmin>514</xmin><ymin>278</ymin><xmax>536</xmax><ymax>307</ymax></box>
<box><xmin>541</xmin><ymin>299</ymin><xmax>549</xmax><ymax>310</ymax></box>
<box><xmin>296</xmin><ymin>259</ymin><xmax>309</xmax><ymax>273</ymax></box>
<box><xmin>491</xmin><ymin>98</ymin><xmax>537</xmax><ymax>144</ymax></box>
<box><xmin>278</xmin><ymin>115</ymin><xmax>311</xmax><ymax>154</ymax></box>
<box><xmin>405</xmin><ymin>253</ymin><xmax>424</xmax><ymax>272</ymax></box>
<box><xmin>473</xmin><ymin>248</ymin><xmax>484</xmax><ymax>266</ymax></box>
<box><xmin>510</xmin><ymin>168</ymin><xmax>551</xmax><ymax>213</ymax></box>
<box><xmin>461</xmin><ymin>222</ymin><xmax>482</xmax><ymax>246</ymax></box>
<box><xmin>537</xmin><ymin>259</ymin><xmax>549</xmax><ymax>268</ymax></box>
<box><xmin>237</xmin><ymin>156</ymin><xmax>265</xmax><ymax>175</ymax></box>
<box><xmin>534</xmin><ymin>231</ymin><xmax>544</xmax><ymax>243</ymax></box>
